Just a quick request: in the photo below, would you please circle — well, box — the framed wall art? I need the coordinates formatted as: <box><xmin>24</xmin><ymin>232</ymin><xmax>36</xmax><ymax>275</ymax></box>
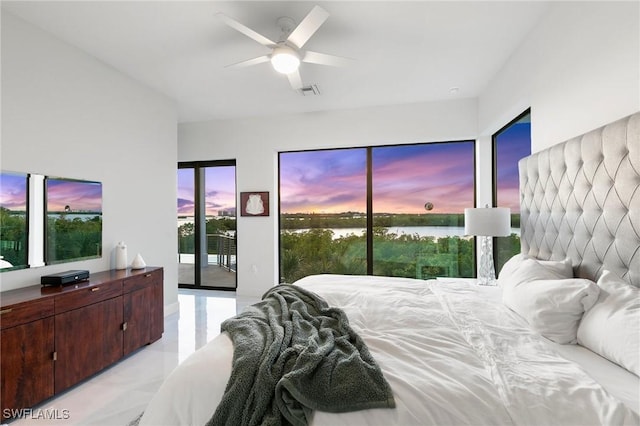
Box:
<box><xmin>240</xmin><ymin>192</ymin><xmax>269</xmax><ymax>217</ymax></box>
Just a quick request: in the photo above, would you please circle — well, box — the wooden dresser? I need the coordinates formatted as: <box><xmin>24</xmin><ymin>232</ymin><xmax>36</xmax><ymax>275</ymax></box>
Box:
<box><xmin>0</xmin><ymin>267</ymin><xmax>163</xmax><ymax>420</ymax></box>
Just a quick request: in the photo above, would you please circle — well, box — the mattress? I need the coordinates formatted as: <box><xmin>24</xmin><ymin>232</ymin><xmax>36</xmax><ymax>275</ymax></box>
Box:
<box><xmin>140</xmin><ymin>275</ymin><xmax>639</xmax><ymax>425</ymax></box>
<box><xmin>458</xmin><ymin>277</ymin><xmax>640</xmax><ymax>415</ymax></box>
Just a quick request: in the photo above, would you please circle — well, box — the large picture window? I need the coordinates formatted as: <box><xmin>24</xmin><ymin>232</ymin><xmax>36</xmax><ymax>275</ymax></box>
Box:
<box><xmin>279</xmin><ymin>141</ymin><xmax>475</xmax><ymax>283</ymax></box>
<box><xmin>372</xmin><ymin>142</ymin><xmax>475</xmax><ymax>279</ymax></box>
<box><xmin>493</xmin><ymin>110</ymin><xmax>531</xmax><ymax>273</ymax></box>
<box><xmin>279</xmin><ymin>148</ymin><xmax>367</xmax><ymax>282</ymax></box>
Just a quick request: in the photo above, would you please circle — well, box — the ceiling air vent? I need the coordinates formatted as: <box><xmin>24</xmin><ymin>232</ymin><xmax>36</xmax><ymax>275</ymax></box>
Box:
<box><xmin>299</xmin><ymin>84</ymin><xmax>320</xmax><ymax>96</ymax></box>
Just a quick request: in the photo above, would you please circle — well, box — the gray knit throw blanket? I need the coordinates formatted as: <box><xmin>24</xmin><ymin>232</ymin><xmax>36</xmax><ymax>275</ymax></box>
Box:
<box><xmin>206</xmin><ymin>284</ymin><xmax>395</xmax><ymax>426</ymax></box>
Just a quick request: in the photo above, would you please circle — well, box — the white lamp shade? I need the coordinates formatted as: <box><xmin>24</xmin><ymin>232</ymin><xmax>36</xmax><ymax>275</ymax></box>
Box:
<box><xmin>270</xmin><ymin>46</ymin><xmax>300</xmax><ymax>74</ymax></box>
<box><xmin>464</xmin><ymin>207</ymin><xmax>511</xmax><ymax>237</ymax></box>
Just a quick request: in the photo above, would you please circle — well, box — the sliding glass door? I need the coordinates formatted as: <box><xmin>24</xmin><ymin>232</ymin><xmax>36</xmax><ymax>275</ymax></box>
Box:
<box><xmin>178</xmin><ymin>160</ymin><xmax>237</xmax><ymax>289</ymax></box>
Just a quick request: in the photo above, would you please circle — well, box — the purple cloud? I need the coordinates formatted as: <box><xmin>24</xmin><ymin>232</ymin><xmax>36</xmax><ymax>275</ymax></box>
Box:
<box><xmin>281</xmin><ymin>142</ymin><xmax>475</xmax><ymax>214</ymax></box>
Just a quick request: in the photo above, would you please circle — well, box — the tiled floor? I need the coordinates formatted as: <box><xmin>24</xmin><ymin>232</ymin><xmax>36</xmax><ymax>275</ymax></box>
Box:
<box><xmin>7</xmin><ymin>289</ymin><xmax>259</xmax><ymax>426</ymax></box>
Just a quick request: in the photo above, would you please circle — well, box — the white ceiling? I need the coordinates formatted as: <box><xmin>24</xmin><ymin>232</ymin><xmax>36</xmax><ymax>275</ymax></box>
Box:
<box><xmin>2</xmin><ymin>1</ymin><xmax>551</xmax><ymax>123</ymax></box>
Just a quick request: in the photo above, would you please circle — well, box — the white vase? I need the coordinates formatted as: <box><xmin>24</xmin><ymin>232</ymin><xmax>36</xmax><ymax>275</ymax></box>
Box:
<box><xmin>131</xmin><ymin>253</ymin><xmax>146</xmax><ymax>269</ymax></box>
<box><xmin>115</xmin><ymin>241</ymin><xmax>127</xmax><ymax>270</ymax></box>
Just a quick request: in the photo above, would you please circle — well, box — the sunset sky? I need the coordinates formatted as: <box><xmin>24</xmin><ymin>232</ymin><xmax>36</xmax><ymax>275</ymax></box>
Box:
<box><xmin>177</xmin><ymin>166</ymin><xmax>236</xmax><ymax>216</ymax></box>
<box><xmin>1</xmin><ymin>174</ymin><xmax>102</xmax><ymax>214</ymax></box>
<box><xmin>0</xmin><ymin>172</ymin><xmax>28</xmax><ymax>211</ymax></box>
<box><xmin>177</xmin><ymin>129</ymin><xmax>529</xmax><ymax>218</ymax></box>
<box><xmin>280</xmin><ymin>148</ymin><xmax>367</xmax><ymax>214</ymax></box>
<box><xmin>280</xmin><ymin>142</ymin><xmax>476</xmax><ymax>214</ymax></box>
<box><xmin>495</xmin><ymin>117</ymin><xmax>531</xmax><ymax>213</ymax></box>
<box><xmin>46</xmin><ymin>178</ymin><xmax>102</xmax><ymax>213</ymax></box>
<box><xmin>7</xmin><ymin>129</ymin><xmax>528</xmax><ymax>219</ymax></box>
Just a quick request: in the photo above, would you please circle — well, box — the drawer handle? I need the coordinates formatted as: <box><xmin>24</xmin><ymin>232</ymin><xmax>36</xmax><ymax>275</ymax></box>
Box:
<box><xmin>144</xmin><ymin>273</ymin><xmax>152</xmax><ymax>278</ymax></box>
<box><xmin>91</xmin><ymin>287</ymin><xmax>100</xmax><ymax>292</ymax></box>
<box><xmin>0</xmin><ymin>308</ymin><xmax>13</xmax><ymax>315</ymax></box>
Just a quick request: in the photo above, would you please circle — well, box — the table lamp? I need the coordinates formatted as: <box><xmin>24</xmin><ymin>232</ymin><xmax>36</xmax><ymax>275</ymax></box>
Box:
<box><xmin>464</xmin><ymin>206</ymin><xmax>511</xmax><ymax>285</ymax></box>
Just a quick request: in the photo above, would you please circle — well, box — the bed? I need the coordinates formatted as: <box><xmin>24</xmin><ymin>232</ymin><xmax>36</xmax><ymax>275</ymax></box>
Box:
<box><xmin>140</xmin><ymin>112</ymin><xmax>639</xmax><ymax>425</ymax></box>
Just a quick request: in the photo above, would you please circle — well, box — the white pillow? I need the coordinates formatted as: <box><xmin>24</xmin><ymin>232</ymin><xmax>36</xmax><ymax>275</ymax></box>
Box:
<box><xmin>577</xmin><ymin>270</ymin><xmax>640</xmax><ymax>376</ymax></box>
<box><xmin>497</xmin><ymin>254</ymin><xmax>573</xmax><ymax>288</ymax></box>
<box><xmin>503</xmin><ymin>277</ymin><xmax>599</xmax><ymax>344</ymax></box>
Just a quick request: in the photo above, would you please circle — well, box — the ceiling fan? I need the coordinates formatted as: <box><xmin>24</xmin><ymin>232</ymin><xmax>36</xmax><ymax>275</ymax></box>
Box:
<box><xmin>216</xmin><ymin>5</ymin><xmax>351</xmax><ymax>90</ymax></box>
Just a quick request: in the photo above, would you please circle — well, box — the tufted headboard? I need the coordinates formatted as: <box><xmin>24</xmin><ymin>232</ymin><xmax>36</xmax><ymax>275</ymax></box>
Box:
<box><xmin>518</xmin><ymin>112</ymin><xmax>639</xmax><ymax>287</ymax></box>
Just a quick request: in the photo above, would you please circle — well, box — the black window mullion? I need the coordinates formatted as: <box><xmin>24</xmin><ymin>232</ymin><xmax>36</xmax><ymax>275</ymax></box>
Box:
<box><xmin>193</xmin><ymin>166</ymin><xmax>202</xmax><ymax>287</ymax></box>
<box><xmin>366</xmin><ymin>147</ymin><xmax>373</xmax><ymax>275</ymax></box>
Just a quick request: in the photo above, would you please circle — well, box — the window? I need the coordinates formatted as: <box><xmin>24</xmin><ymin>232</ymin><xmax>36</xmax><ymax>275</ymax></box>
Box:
<box><xmin>0</xmin><ymin>171</ymin><xmax>29</xmax><ymax>271</ymax></box>
<box><xmin>493</xmin><ymin>110</ymin><xmax>531</xmax><ymax>273</ymax></box>
<box><xmin>372</xmin><ymin>142</ymin><xmax>475</xmax><ymax>279</ymax></box>
<box><xmin>279</xmin><ymin>141</ymin><xmax>476</xmax><ymax>283</ymax></box>
<box><xmin>45</xmin><ymin>177</ymin><xmax>102</xmax><ymax>264</ymax></box>
<box><xmin>1</xmin><ymin>172</ymin><xmax>102</xmax><ymax>271</ymax></box>
<box><xmin>279</xmin><ymin>148</ymin><xmax>367</xmax><ymax>283</ymax></box>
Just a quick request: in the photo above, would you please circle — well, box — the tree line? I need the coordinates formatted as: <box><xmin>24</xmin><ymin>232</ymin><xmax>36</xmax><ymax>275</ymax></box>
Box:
<box><xmin>280</xmin><ymin>227</ymin><xmax>521</xmax><ymax>284</ymax></box>
<box><xmin>281</xmin><ymin>213</ymin><xmax>520</xmax><ymax>229</ymax></box>
<box><xmin>176</xmin><ymin>214</ymin><xmax>521</xmax><ymax>283</ymax></box>
<box><xmin>0</xmin><ymin>207</ymin><xmax>27</xmax><ymax>268</ymax></box>
<box><xmin>0</xmin><ymin>208</ymin><xmax>103</xmax><ymax>269</ymax></box>
<box><xmin>46</xmin><ymin>214</ymin><xmax>102</xmax><ymax>262</ymax></box>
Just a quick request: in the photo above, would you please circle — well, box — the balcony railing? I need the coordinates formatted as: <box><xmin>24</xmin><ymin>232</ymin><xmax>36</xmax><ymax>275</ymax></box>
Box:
<box><xmin>209</xmin><ymin>233</ymin><xmax>236</xmax><ymax>272</ymax></box>
<box><xmin>178</xmin><ymin>233</ymin><xmax>236</xmax><ymax>271</ymax></box>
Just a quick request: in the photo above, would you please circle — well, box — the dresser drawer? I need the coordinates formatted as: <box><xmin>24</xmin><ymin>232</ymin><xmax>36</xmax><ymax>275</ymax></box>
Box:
<box><xmin>0</xmin><ymin>298</ymin><xmax>55</xmax><ymax>330</ymax></box>
<box><xmin>123</xmin><ymin>270</ymin><xmax>160</xmax><ymax>294</ymax></box>
<box><xmin>54</xmin><ymin>282</ymin><xmax>122</xmax><ymax>314</ymax></box>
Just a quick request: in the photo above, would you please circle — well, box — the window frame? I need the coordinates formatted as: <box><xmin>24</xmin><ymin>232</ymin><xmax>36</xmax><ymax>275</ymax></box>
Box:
<box><xmin>278</xmin><ymin>140</ymin><xmax>477</xmax><ymax>283</ymax></box>
<box><xmin>491</xmin><ymin>108</ymin><xmax>531</xmax><ymax>272</ymax></box>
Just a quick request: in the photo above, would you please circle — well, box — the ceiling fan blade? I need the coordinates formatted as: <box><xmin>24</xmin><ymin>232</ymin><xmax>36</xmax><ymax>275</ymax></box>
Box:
<box><xmin>286</xmin><ymin>5</ymin><xmax>329</xmax><ymax>49</ymax></box>
<box><xmin>225</xmin><ymin>55</ymin><xmax>270</xmax><ymax>69</ymax></box>
<box><xmin>303</xmin><ymin>51</ymin><xmax>353</xmax><ymax>67</ymax></box>
<box><xmin>287</xmin><ymin>70</ymin><xmax>303</xmax><ymax>90</ymax></box>
<box><xmin>215</xmin><ymin>12</ymin><xmax>277</xmax><ymax>47</ymax></box>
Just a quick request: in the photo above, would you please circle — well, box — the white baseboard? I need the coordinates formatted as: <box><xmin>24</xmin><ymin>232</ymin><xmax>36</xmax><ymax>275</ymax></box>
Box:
<box><xmin>164</xmin><ymin>301</ymin><xmax>179</xmax><ymax>317</ymax></box>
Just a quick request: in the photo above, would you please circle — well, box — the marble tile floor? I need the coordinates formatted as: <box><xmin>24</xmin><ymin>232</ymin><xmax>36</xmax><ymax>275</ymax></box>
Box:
<box><xmin>6</xmin><ymin>289</ymin><xmax>259</xmax><ymax>426</ymax></box>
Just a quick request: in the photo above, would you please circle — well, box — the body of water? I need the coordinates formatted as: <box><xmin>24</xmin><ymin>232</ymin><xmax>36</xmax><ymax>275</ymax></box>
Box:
<box><xmin>289</xmin><ymin>226</ymin><xmax>520</xmax><ymax>240</ymax></box>
<box><xmin>49</xmin><ymin>213</ymin><xmax>101</xmax><ymax>221</ymax></box>
<box><xmin>177</xmin><ymin>218</ymin><xmax>519</xmax><ymax>240</ymax></box>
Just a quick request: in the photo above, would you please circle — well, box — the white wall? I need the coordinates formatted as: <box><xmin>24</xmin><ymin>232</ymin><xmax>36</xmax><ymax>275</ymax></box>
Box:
<box><xmin>1</xmin><ymin>13</ymin><xmax>179</xmax><ymax>313</ymax></box>
<box><xmin>179</xmin><ymin>99</ymin><xmax>478</xmax><ymax>296</ymax></box>
<box><xmin>180</xmin><ymin>1</ymin><xmax>640</xmax><ymax>297</ymax></box>
<box><xmin>479</xmin><ymin>1</ymin><xmax>640</xmax><ymax>149</ymax></box>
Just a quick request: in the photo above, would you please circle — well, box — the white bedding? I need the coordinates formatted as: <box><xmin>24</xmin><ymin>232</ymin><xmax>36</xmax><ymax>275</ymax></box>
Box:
<box><xmin>141</xmin><ymin>275</ymin><xmax>640</xmax><ymax>426</ymax></box>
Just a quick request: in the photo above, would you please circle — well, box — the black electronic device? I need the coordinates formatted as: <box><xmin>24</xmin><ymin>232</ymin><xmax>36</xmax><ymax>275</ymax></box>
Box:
<box><xmin>41</xmin><ymin>270</ymin><xmax>90</xmax><ymax>286</ymax></box>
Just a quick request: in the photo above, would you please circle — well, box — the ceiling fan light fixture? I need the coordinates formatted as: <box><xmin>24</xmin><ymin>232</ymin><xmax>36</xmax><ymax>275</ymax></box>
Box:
<box><xmin>271</xmin><ymin>46</ymin><xmax>301</xmax><ymax>74</ymax></box>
